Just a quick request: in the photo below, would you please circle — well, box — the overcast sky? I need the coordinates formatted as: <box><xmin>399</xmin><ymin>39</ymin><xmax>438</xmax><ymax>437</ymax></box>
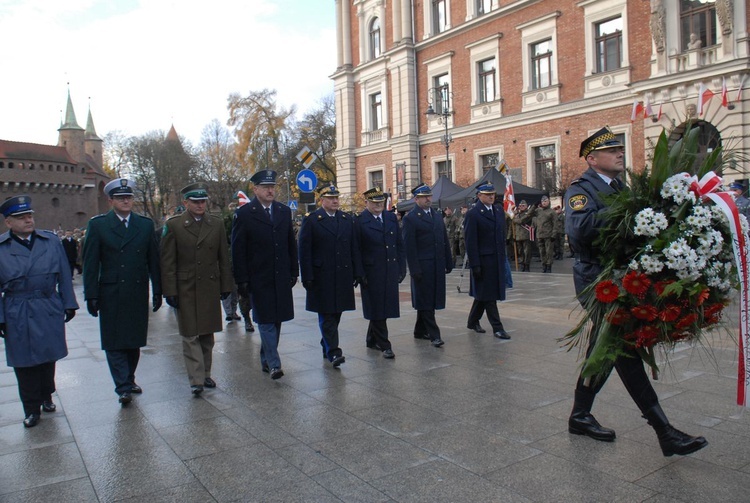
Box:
<box><xmin>0</xmin><ymin>0</ymin><xmax>336</xmax><ymax>147</ymax></box>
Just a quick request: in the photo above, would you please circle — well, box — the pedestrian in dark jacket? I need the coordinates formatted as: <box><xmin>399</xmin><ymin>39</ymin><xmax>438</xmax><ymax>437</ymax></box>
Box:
<box><xmin>83</xmin><ymin>179</ymin><xmax>162</xmax><ymax>406</ymax></box>
<box><xmin>298</xmin><ymin>184</ymin><xmax>363</xmax><ymax>367</ymax></box>
<box><xmin>232</xmin><ymin>170</ymin><xmax>298</xmax><ymax>379</ymax></box>
<box><xmin>0</xmin><ymin>196</ymin><xmax>78</xmax><ymax>427</ymax></box>
<box><xmin>355</xmin><ymin>187</ymin><xmax>406</xmax><ymax>358</ymax></box>
<box><xmin>402</xmin><ymin>183</ymin><xmax>453</xmax><ymax>347</ymax></box>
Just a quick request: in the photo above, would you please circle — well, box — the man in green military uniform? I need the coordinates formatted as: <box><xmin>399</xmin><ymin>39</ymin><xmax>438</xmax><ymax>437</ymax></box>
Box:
<box><xmin>83</xmin><ymin>178</ymin><xmax>162</xmax><ymax>405</ymax></box>
<box><xmin>457</xmin><ymin>205</ymin><xmax>468</xmax><ymax>266</ymax></box>
<box><xmin>443</xmin><ymin>206</ymin><xmax>459</xmax><ymax>267</ymax></box>
<box><xmin>512</xmin><ymin>200</ymin><xmax>534</xmax><ymax>271</ymax></box>
<box><xmin>533</xmin><ymin>195</ymin><xmax>556</xmax><ymax>273</ymax></box>
<box><xmin>161</xmin><ymin>183</ymin><xmax>233</xmax><ymax>395</ymax></box>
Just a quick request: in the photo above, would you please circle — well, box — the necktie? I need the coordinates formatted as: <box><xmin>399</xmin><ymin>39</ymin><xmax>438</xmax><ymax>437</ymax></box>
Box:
<box><xmin>121</xmin><ymin>218</ymin><xmax>128</xmax><ymax>228</ymax></box>
<box><xmin>377</xmin><ymin>216</ymin><xmax>383</xmax><ymax>226</ymax></box>
<box><xmin>265</xmin><ymin>207</ymin><xmax>271</xmax><ymax>220</ymax></box>
<box><xmin>609</xmin><ymin>180</ymin><xmax>620</xmax><ymax>192</ymax></box>
<box><xmin>22</xmin><ymin>238</ymin><xmax>30</xmax><ymax>247</ymax></box>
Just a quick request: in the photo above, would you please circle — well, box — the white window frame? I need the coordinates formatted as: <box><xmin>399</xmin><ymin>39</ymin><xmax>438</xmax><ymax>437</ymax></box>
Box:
<box><xmin>367</xmin><ymin>166</ymin><xmax>385</xmax><ymax>190</ymax></box>
<box><xmin>423</xmin><ymin>0</ymin><xmax>451</xmax><ymax>39</ymax></box>
<box><xmin>474</xmin><ymin>145</ymin><xmax>504</xmax><ymax>180</ymax></box>
<box><xmin>360</xmin><ymin>77</ymin><xmax>388</xmax><ymax>146</ymax></box>
<box><xmin>525</xmin><ymin>136</ymin><xmax>561</xmax><ymax>189</ymax></box>
<box><xmin>467</xmin><ymin>34</ymin><xmax>502</xmax><ymax>123</ymax></box>
<box><xmin>579</xmin><ymin>0</ymin><xmax>630</xmax><ymax>97</ymax></box>
<box><xmin>424</xmin><ymin>52</ymin><xmax>454</xmax><ymax>133</ymax></box>
<box><xmin>517</xmin><ymin>12</ymin><xmax>560</xmax><ymax>111</ymax></box>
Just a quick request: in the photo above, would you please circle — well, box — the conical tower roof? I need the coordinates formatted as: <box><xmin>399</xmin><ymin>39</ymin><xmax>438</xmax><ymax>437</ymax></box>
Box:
<box><xmin>59</xmin><ymin>90</ymin><xmax>83</xmax><ymax>131</ymax></box>
<box><xmin>166</xmin><ymin>124</ymin><xmax>180</xmax><ymax>142</ymax></box>
<box><xmin>85</xmin><ymin>106</ymin><xmax>101</xmax><ymax>140</ymax></box>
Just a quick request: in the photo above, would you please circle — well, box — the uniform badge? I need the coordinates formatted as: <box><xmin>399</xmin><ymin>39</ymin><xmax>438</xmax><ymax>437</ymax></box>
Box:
<box><xmin>568</xmin><ymin>194</ymin><xmax>588</xmax><ymax>211</ymax></box>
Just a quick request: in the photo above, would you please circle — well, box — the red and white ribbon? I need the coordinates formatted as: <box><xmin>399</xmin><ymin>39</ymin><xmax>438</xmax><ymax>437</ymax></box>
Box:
<box><xmin>704</xmin><ymin>190</ymin><xmax>750</xmax><ymax>406</ymax></box>
<box><xmin>688</xmin><ymin>172</ymin><xmax>724</xmax><ymax>199</ymax></box>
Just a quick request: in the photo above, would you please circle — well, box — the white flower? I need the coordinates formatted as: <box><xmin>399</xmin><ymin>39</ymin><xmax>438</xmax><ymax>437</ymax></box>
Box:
<box><xmin>639</xmin><ymin>254</ymin><xmax>665</xmax><ymax>274</ymax></box>
<box><xmin>661</xmin><ymin>174</ymin><xmax>697</xmax><ymax>205</ymax></box>
<box><xmin>633</xmin><ymin>208</ymin><xmax>669</xmax><ymax>237</ymax></box>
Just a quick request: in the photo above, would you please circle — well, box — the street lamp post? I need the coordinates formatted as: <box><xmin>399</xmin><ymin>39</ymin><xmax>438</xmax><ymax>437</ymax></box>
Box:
<box><xmin>425</xmin><ymin>83</ymin><xmax>454</xmax><ymax>178</ymax></box>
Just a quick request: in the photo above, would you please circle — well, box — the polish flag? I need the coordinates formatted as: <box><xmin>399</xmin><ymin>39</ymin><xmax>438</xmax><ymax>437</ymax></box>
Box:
<box><xmin>697</xmin><ymin>83</ymin><xmax>714</xmax><ymax>116</ymax></box>
<box><xmin>738</xmin><ymin>74</ymin><xmax>746</xmax><ymax>102</ymax></box>
<box><xmin>721</xmin><ymin>77</ymin><xmax>729</xmax><ymax>108</ymax></box>
<box><xmin>235</xmin><ymin>190</ymin><xmax>251</xmax><ymax>207</ymax></box>
<box><xmin>630</xmin><ymin>100</ymin><xmax>644</xmax><ymax>122</ymax></box>
<box><xmin>644</xmin><ymin>96</ymin><xmax>654</xmax><ymax>119</ymax></box>
<box><xmin>503</xmin><ymin>175</ymin><xmax>516</xmax><ymax>218</ymax></box>
<box><xmin>657</xmin><ymin>102</ymin><xmax>663</xmax><ymax>121</ymax></box>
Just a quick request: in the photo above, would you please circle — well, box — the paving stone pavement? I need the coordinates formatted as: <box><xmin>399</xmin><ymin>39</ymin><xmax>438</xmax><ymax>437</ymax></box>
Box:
<box><xmin>1</xmin><ymin>257</ymin><xmax>749</xmax><ymax>502</ymax></box>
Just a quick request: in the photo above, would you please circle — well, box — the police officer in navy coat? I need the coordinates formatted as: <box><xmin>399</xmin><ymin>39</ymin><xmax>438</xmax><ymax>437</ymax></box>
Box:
<box><xmin>298</xmin><ymin>184</ymin><xmax>363</xmax><ymax>367</ymax></box>
<box><xmin>464</xmin><ymin>182</ymin><xmax>510</xmax><ymax>339</ymax></box>
<box><xmin>355</xmin><ymin>187</ymin><xmax>406</xmax><ymax>358</ymax></box>
<box><xmin>0</xmin><ymin>196</ymin><xmax>78</xmax><ymax>427</ymax></box>
<box><xmin>565</xmin><ymin>126</ymin><xmax>706</xmax><ymax>457</ymax></box>
<box><xmin>232</xmin><ymin>170</ymin><xmax>298</xmax><ymax>379</ymax></box>
<box><xmin>402</xmin><ymin>183</ymin><xmax>453</xmax><ymax>347</ymax></box>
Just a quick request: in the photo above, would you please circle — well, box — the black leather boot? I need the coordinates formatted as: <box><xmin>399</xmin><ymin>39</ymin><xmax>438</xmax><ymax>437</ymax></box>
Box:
<box><xmin>643</xmin><ymin>404</ymin><xmax>708</xmax><ymax>456</ymax></box>
<box><xmin>568</xmin><ymin>389</ymin><xmax>616</xmax><ymax>441</ymax></box>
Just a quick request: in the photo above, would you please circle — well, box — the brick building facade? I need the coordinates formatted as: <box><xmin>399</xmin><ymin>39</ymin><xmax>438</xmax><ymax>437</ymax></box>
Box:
<box><xmin>332</xmin><ymin>0</ymin><xmax>748</xmax><ymax>203</ymax></box>
<box><xmin>0</xmin><ymin>91</ymin><xmax>111</xmax><ymax>230</ymax></box>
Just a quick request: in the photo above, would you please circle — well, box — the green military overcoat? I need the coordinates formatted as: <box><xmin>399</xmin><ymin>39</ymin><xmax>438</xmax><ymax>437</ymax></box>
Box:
<box><xmin>160</xmin><ymin>213</ymin><xmax>233</xmax><ymax>337</ymax></box>
<box><xmin>83</xmin><ymin>211</ymin><xmax>162</xmax><ymax>350</ymax></box>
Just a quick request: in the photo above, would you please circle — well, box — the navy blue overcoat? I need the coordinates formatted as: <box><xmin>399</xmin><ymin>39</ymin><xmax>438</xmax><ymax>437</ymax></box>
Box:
<box><xmin>463</xmin><ymin>204</ymin><xmax>506</xmax><ymax>301</ymax></box>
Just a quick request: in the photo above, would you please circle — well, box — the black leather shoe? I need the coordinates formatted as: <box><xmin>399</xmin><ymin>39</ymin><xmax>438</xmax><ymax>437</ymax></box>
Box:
<box><xmin>270</xmin><ymin>368</ymin><xmax>284</xmax><ymax>379</ymax></box>
<box><xmin>23</xmin><ymin>413</ymin><xmax>40</xmax><ymax>428</ymax></box>
<box><xmin>467</xmin><ymin>323</ymin><xmax>486</xmax><ymax>333</ymax></box>
<box><xmin>204</xmin><ymin>377</ymin><xmax>217</xmax><ymax>388</ymax></box>
<box><xmin>382</xmin><ymin>349</ymin><xmax>395</xmax><ymax>359</ymax></box>
<box><xmin>494</xmin><ymin>330</ymin><xmax>511</xmax><ymax>340</ymax></box>
<box><xmin>245</xmin><ymin>320</ymin><xmax>255</xmax><ymax>332</ymax></box>
<box><xmin>431</xmin><ymin>338</ymin><xmax>444</xmax><ymax>347</ymax></box>
<box><xmin>262</xmin><ymin>364</ymin><xmax>270</xmax><ymax>373</ymax></box>
<box><xmin>130</xmin><ymin>384</ymin><xmax>143</xmax><ymax>394</ymax></box>
<box><xmin>118</xmin><ymin>392</ymin><xmax>132</xmax><ymax>405</ymax></box>
<box><xmin>331</xmin><ymin>355</ymin><xmax>346</xmax><ymax>367</ymax></box>
<box><xmin>413</xmin><ymin>333</ymin><xmax>431</xmax><ymax>340</ymax></box>
<box><xmin>225</xmin><ymin>315</ymin><xmax>233</xmax><ymax>321</ymax></box>
<box><xmin>42</xmin><ymin>400</ymin><xmax>57</xmax><ymax>412</ymax></box>
<box><xmin>367</xmin><ymin>343</ymin><xmax>382</xmax><ymax>350</ymax></box>
<box><xmin>568</xmin><ymin>413</ymin><xmax>616</xmax><ymax>442</ymax></box>
<box><xmin>191</xmin><ymin>385</ymin><xmax>204</xmax><ymax>396</ymax></box>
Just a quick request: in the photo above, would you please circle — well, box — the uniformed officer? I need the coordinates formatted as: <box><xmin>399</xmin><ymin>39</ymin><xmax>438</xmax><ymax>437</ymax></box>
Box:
<box><xmin>463</xmin><ymin>183</ymin><xmax>510</xmax><ymax>339</ymax></box>
<box><xmin>729</xmin><ymin>181</ymin><xmax>750</xmax><ymax>224</ymax></box>
<box><xmin>232</xmin><ymin>171</ymin><xmax>298</xmax><ymax>379</ymax></box>
<box><xmin>533</xmin><ymin>195</ymin><xmax>556</xmax><ymax>273</ymax></box>
<box><xmin>355</xmin><ymin>187</ymin><xmax>406</xmax><ymax>358</ymax></box>
<box><xmin>83</xmin><ymin>179</ymin><xmax>162</xmax><ymax>405</ymax></box>
<box><xmin>512</xmin><ymin>200</ymin><xmax>534</xmax><ymax>271</ymax></box>
<box><xmin>298</xmin><ymin>184</ymin><xmax>363</xmax><ymax>367</ymax></box>
<box><xmin>565</xmin><ymin>126</ymin><xmax>706</xmax><ymax>456</ymax></box>
<box><xmin>443</xmin><ymin>206</ymin><xmax>459</xmax><ymax>266</ymax></box>
<box><xmin>161</xmin><ymin>182</ymin><xmax>233</xmax><ymax>395</ymax></box>
<box><xmin>402</xmin><ymin>183</ymin><xmax>453</xmax><ymax>347</ymax></box>
<box><xmin>0</xmin><ymin>196</ymin><xmax>78</xmax><ymax>427</ymax></box>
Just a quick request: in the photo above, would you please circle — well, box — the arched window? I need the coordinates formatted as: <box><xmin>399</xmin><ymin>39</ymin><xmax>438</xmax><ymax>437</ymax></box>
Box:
<box><xmin>680</xmin><ymin>0</ymin><xmax>717</xmax><ymax>50</ymax></box>
<box><xmin>369</xmin><ymin>18</ymin><xmax>381</xmax><ymax>60</ymax></box>
<box><xmin>669</xmin><ymin>120</ymin><xmax>722</xmax><ymax>171</ymax></box>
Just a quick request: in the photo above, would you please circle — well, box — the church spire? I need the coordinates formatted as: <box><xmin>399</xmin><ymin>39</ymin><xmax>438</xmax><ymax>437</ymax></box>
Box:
<box><xmin>60</xmin><ymin>89</ymin><xmax>83</xmax><ymax>131</ymax></box>
<box><xmin>85</xmin><ymin>102</ymin><xmax>100</xmax><ymax>140</ymax></box>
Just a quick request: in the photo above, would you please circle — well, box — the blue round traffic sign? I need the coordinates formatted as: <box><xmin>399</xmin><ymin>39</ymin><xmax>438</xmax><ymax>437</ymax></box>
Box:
<box><xmin>296</xmin><ymin>169</ymin><xmax>318</xmax><ymax>193</ymax></box>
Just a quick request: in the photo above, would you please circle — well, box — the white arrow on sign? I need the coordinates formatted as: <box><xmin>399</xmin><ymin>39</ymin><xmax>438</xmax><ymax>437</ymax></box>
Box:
<box><xmin>298</xmin><ymin>174</ymin><xmax>314</xmax><ymax>192</ymax></box>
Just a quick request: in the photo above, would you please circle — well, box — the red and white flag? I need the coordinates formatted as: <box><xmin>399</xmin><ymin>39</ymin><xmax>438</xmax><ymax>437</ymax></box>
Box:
<box><xmin>235</xmin><ymin>190</ymin><xmax>250</xmax><ymax>207</ymax></box>
<box><xmin>697</xmin><ymin>83</ymin><xmax>714</xmax><ymax>116</ymax></box>
<box><xmin>644</xmin><ymin>96</ymin><xmax>654</xmax><ymax>119</ymax></box>
<box><xmin>721</xmin><ymin>77</ymin><xmax>729</xmax><ymax>108</ymax></box>
<box><xmin>656</xmin><ymin>102</ymin><xmax>663</xmax><ymax>121</ymax></box>
<box><xmin>738</xmin><ymin>74</ymin><xmax>746</xmax><ymax>102</ymax></box>
<box><xmin>630</xmin><ymin>100</ymin><xmax>643</xmax><ymax>122</ymax></box>
<box><xmin>503</xmin><ymin>175</ymin><xmax>516</xmax><ymax>218</ymax></box>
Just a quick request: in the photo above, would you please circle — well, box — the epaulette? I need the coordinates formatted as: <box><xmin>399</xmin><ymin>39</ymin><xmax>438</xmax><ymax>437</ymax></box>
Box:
<box><xmin>166</xmin><ymin>214</ymin><xmax>182</xmax><ymax>222</ymax></box>
<box><xmin>90</xmin><ymin>213</ymin><xmax>107</xmax><ymax>220</ymax></box>
<box><xmin>570</xmin><ymin>178</ymin><xmax>584</xmax><ymax>185</ymax></box>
